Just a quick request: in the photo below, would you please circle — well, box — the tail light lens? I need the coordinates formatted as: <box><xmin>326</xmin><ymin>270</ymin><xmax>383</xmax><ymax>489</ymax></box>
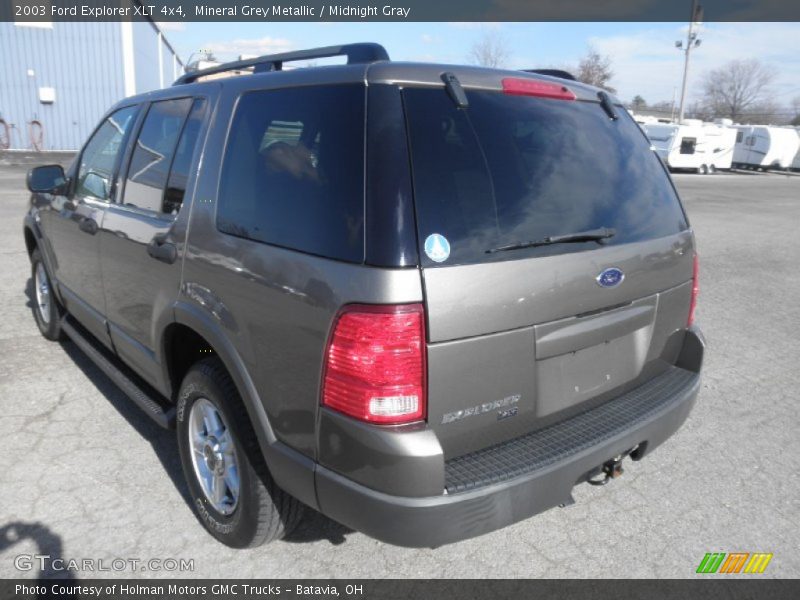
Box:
<box><xmin>687</xmin><ymin>254</ymin><xmax>699</xmax><ymax>327</ymax></box>
<box><xmin>322</xmin><ymin>304</ymin><xmax>426</xmax><ymax>424</ymax></box>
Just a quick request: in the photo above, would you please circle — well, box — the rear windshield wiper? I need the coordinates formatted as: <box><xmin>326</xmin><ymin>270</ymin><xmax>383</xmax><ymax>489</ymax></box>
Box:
<box><xmin>485</xmin><ymin>227</ymin><xmax>616</xmax><ymax>254</ymax></box>
<box><xmin>598</xmin><ymin>91</ymin><xmax>619</xmax><ymax>120</ymax></box>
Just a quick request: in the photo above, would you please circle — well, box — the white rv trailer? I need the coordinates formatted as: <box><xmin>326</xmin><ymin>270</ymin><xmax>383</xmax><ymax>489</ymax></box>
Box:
<box><xmin>733</xmin><ymin>126</ymin><xmax>800</xmax><ymax>170</ymax></box>
<box><xmin>642</xmin><ymin>119</ymin><xmax>735</xmax><ymax>173</ymax></box>
<box><xmin>703</xmin><ymin>122</ymin><xmax>737</xmax><ymax>170</ymax></box>
<box><xmin>791</xmin><ymin>128</ymin><xmax>800</xmax><ymax>172</ymax></box>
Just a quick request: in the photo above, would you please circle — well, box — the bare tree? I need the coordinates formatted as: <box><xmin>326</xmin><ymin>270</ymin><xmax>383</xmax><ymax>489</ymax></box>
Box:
<box><xmin>738</xmin><ymin>100</ymin><xmax>783</xmax><ymax>124</ymax></box>
<box><xmin>641</xmin><ymin>100</ymin><xmax>673</xmax><ymax>119</ymax></box>
<box><xmin>630</xmin><ymin>95</ymin><xmax>647</xmax><ymax>111</ymax></box>
<box><xmin>791</xmin><ymin>96</ymin><xmax>800</xmax><ymax>126</ymax></box>
<box><xmin>700</xmin><ymin>59</ymin><xmax>777</xmax><ymax>121</ymax></box>
<box><xmin>468</xmin><ymin>32</ymin><xmax>511</xmax><ymax>69</ymax></box>
<box><xmin>686</xmin><ymin>101</ymin><xmax>713</xmax><ymax>122</ymax></box>
<box><xmin>576</xmin><ymin>47</ymin><xmax>615</xmax><ymax>93</ymax></box>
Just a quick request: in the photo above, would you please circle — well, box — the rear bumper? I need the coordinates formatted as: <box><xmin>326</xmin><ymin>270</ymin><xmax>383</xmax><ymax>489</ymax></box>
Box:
<box><xmin>313</xmin><ymin>327</ymin><xmax>704</xmax><ymax>548</ymax></box>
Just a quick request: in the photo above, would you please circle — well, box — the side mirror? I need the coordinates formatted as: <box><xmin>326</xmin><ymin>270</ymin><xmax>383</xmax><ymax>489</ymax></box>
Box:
<box><xmin>27</xmin><ymin>164</ymin><xmax>67</xmax><ymax>194</ymax></box>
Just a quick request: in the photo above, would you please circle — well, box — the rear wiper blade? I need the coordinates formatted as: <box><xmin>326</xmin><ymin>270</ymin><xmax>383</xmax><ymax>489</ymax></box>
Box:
<box><xmin>598</xmin><ymin>91</ymin><xmax>619</xmax><ymax>120</ymax></box>
<box><xmin>485</xmin><ymin>227</ymin><xmax>616</xmax><ymax>254</ymax></box>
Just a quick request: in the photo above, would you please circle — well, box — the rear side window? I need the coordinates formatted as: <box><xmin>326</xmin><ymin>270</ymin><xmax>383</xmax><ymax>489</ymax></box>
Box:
<box><xmin>124</xmin><ymin>98</ymin><xmax>193</xmax><ymax>213</ymax></box>
<box><xmin>403</xmin><ymin>88</ymin><xmax>688</xmax><ymax>266</ymax></box>
<box><xmin>217</xmin><ymin>85</ymin><xmax>365</xmax><ymax>263</ymax></box>
<box><xmin>164</xmin><ymin>99</ymin><xmax>207</xmax><ymax>214</ymax></box>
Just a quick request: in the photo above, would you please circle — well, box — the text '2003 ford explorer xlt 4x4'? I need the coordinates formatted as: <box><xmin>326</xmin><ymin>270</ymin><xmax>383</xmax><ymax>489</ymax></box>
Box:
<box><xmin>23</xmin><ymin>43</ymin><xmax>704</xmax><ymax>549</ymax></box>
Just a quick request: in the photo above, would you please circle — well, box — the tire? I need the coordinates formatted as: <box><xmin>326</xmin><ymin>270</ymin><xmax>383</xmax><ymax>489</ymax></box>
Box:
<box><xmin>30</xmin><ymin>248</ymin><xmax>64</xmax><ymax>341</ymax></box>
<box><xmin>176</xmin><ymin>357</ymin><xmax>303</xmax><ymax>548</ymax></box>
<box><xmin>708</xmin><ymin>164</ymin><xmax>716</xmax><ymax>174</ymax></box>
<box><xmin>699</xmin><ymin>164</ymin><xmax>709</xmax><ymax>175</ymax></box>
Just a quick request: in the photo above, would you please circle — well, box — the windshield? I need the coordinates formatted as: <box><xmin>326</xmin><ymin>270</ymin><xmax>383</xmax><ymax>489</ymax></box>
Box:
<box><xmin>403</xmin><ymin>88</ymin><xmax>689</xmax><ymax>266</ymax></box>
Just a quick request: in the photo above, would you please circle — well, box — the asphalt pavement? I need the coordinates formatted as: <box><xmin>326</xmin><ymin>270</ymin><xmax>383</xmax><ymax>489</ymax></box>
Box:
<box><xmin>1</xmin><ymin>152</ymin><xmax>798</xmax><ymax>578</ymax></box>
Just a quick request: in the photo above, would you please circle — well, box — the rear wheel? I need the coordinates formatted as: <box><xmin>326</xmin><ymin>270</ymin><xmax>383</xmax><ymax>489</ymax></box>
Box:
<box><xmin>176</xmin><ymin>357</ymin><xmax>303</xmax><ymax>548</ymax></box>
<box><xmin>30</xmin><ymin>248</ymin><xmax>63</xmax><ymax>341</ymax></box>
<box><xmin>708</xmin><ymin>164</ymin><xmax>716</xmax><ymax>174</ymax></box>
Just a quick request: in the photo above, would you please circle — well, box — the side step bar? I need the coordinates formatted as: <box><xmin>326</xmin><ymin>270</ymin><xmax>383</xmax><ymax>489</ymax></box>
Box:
<box><xmin>61</xmin><ymin>317</ymin><xmax>176</xmax><ymax>429</ymax></box>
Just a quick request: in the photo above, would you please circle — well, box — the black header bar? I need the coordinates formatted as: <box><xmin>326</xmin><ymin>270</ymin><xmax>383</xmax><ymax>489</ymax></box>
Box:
<box><xmin>3</xmin><ymin>0</ymin><xmax>800</xmax><ymax>22</ymax></box>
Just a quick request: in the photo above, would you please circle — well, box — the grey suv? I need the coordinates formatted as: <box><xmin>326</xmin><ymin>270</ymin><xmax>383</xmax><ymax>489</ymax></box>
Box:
<box><xmin>23</xmin><ymin>43</ymin><xmax>704</xmax><ymax>548</ymax></box>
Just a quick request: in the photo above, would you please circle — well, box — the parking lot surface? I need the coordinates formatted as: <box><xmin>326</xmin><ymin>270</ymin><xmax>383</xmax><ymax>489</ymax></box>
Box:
<box><xmin>1</xmin><ymin>152</ymin><xmax>798</xmax><ymax>578</ymax></box>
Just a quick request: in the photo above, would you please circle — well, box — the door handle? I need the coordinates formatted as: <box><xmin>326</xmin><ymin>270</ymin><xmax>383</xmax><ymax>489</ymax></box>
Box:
<box><xmin>147</xmin><ymin>234</ymin><xmax>178</xmax><ymax>265</ymax></box>
<box><xmin>78</xmin><ymin>218</ymin><xmax>98</xmax><ymax>235</ymax></box>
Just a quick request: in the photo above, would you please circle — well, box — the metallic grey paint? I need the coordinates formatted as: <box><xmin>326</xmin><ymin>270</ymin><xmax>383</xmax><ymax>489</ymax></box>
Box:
<box><xmin>422</xmin><ymin>231</ymin><xmax>693</xmax><ymax>343</ymax></box>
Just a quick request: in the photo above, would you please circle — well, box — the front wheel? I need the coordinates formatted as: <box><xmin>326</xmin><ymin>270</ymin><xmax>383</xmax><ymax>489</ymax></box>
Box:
<box><xmin>176</xmin><ymin>357</ymin><xmax>303</xmax><ymax>548</ymax></box>
<box><xmin>30</xmin><ymin>248</ymin><xmax>64</xmax><ymax>341</ymax></box>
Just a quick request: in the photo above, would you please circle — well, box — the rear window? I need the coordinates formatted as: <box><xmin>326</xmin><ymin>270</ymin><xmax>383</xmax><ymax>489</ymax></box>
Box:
<box><xmin>217</xmin><ymin>85</ymin><xmax>365</xmax><ymax>263</ymax></box>
<box><xmin>403</xmin><ymin>88</ymin><xmax>688</xmax><ymax>267</ymax></box>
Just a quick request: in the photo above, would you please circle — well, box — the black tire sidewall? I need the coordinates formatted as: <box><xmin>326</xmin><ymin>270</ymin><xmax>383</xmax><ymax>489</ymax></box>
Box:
<box><xmin>176</xmin><ymin>366</ymin><xmax>263</xmax><ymax>548</ymax></box>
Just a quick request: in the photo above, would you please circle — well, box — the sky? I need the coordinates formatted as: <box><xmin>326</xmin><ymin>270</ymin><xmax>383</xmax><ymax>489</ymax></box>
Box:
<box><xmin>158</xmin><ymin>22</ymin><xmax>800</xmax><ymax>108</ymax></box>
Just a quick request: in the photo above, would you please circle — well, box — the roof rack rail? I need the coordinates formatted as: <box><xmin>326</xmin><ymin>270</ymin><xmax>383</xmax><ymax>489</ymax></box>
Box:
<box><xmin>523</xmin><ymin>69</ymin><xmax>577</xmax><ymax>82</ymax></box>
<box><xmin>174</xmin><ymin>42</ymin><xmax>390</xmax><ymax>85</ymax></box>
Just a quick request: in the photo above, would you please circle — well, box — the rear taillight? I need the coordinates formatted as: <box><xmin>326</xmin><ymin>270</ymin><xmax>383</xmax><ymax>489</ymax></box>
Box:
<box><xmin>502</xmin><ymin>77</ymin><xmax>576</xmax><ymax>101</ymax></box>
<box><xmin>687</xmin><ymin>254</ymin><xmax>699</xmax><ymax>327</ymax></box>
<box><xmin>322</xmin><ymin>304</ymin><xmax>426</xmax><ymax>424</ymax></box>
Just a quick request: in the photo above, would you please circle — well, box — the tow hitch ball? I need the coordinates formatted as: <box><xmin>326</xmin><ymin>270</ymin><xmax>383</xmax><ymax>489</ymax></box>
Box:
<box><xmin>588</xmin><ymin>455</ymin><xmax>625</xmax><ymax>486</ymax></box>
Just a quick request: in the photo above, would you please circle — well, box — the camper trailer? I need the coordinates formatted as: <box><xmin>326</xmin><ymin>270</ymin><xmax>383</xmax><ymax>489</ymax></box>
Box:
<box><xmin>642</xmin><ymin>119</ymin><xmax>735</xmax><ymax>173</ymax></box>
<box><xmin>791</xmin><ymin>128</ymin><xmax>800</xmax><ymax>172</ymax></box>
<box><xmin>733</xmin><ymin>126</ymin><xmax>800</xmax><ymax>170</ymax></box>
<box><xmin>702</xmin><ymin>121</ymin><xmax>737</xmax><ymax>171</ymax></box>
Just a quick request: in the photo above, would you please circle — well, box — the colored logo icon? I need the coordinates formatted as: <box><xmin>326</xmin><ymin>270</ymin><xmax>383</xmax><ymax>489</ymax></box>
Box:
<box><xmin>696</xmin><ymin>552</ymin><xmax>773</xmax><ymax>574</ymax></box>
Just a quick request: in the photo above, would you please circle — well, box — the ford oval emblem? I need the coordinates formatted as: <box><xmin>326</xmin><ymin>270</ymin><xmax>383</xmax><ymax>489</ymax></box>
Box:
<box><xmin>596</xmin><ymin>267</ymin><xmax>625</xmax><ymax>288</ymax></box>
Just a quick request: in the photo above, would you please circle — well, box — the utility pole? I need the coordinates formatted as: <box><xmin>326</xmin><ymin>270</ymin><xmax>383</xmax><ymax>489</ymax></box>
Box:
<box><xmin>676</xmin><ymin>0</ymin><xmax>703</xmax><ymax>123</ymax></box>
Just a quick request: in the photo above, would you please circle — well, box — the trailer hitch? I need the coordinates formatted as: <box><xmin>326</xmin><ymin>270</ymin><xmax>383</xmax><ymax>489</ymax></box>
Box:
<box><xmin>587</xmin><ymin>455</ymin><xmax>625</xmax><ymax>486</ymax></box>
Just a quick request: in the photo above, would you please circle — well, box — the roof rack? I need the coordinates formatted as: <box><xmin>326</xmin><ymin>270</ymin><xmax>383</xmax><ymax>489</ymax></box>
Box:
<box><xmin>174</xmin><ymin>43</ymin><xmax>390</xmax><ymax>85</ymax></box>
<box><xmin>523</xmin><ymin>69</ymin><xmax>577</xmax><ymax>82</ymax></box>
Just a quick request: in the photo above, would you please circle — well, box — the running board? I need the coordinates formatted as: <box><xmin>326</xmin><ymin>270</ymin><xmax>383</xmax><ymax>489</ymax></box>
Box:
<box><xmin>61</xmin><ymin>317</ymin><xmax>176</xmax><ymax>429</ymax></box>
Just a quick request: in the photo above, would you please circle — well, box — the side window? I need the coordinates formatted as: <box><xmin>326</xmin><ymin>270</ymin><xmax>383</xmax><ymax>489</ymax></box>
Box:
<box><xmin>679</xmin><ymin>137</ymin><xmax>697</xmax><ymax>154</ymax></box>
<box><xmin>76</xmin><ymin>106</ymin><xmax>137</xmax><ymax>201</ymax></box>
<box><xmin>124</xmin><ymin>98</ymin><xmax>192</xmax><ymax>213</ymax></box>
<box><xmin>164</xmin><ymin>99</ymin><xmax>207</xmax><ymax>215</ymax></box>
<box><xmin>217</xmin><ymin>85</ymin><xmax>365</xmax><ymax>263</ymax></box>
<box><xmin>736</xmin><ymin>131</ymin><xmax>743</xmax><ymax>143</ymax></box>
